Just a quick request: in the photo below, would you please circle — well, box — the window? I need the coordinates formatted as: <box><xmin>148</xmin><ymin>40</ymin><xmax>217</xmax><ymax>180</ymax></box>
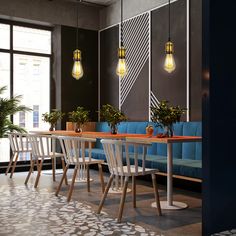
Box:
<box><xmin>0</xmin><ymin>20</ymin><xmax>52</xmax><ymax>162</ymax></box>
<box><xmin>0</xmin><ymin>23</ymin><xmax>10</xmax><ymax>49</ymax></box>
<box><xmin>19</xmin><ymin>111</ymin><xmax>26</xmax><ymax>128</ymax></box>
<box><xmin>0</xmin><ymin>52</ymin><xmax>10</xmax><ymax>98</ymax></box>
<box><xmin>33</xmin><ymin>105</ymin><xmax>39</xmax><ymax>128</ymax></box>
<box><xmin>13</xmin><ymin>26</ymin><xmax>51</xmax><ymax>54</ymax></box>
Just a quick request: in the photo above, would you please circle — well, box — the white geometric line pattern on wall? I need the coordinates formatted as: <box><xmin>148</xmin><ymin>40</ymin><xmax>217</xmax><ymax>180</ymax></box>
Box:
<box><xmin>150</xmin><ymin>91</ymin><xmax>160</xmax><ymax>120</ymax></box>
<box><xmin>120</xmin><ymin>13</ymin><xmax>150</xmax><ymax>106</ymax></box>
<box><xmin>151</xmin><ymin>91</ymin><xmax>160</xmax><ymax>108</ymax></box>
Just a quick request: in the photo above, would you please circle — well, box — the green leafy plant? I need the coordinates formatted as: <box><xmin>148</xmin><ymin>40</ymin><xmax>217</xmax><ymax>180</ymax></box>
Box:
<box><xmin>0</xmin><ymin>86</ymin><xmax>32</xmax><ymax>138</ymax></box>
<box><xmin>151</xmin><ymin>100</ymin><xmax>186</xmax><ymax>137</ymax></box>
<box><xmin>68</xmin><ymin>106</ymin><xmax>89</xmax><ymax>132</ymax></box>
<box><xmin>100</xmin><ymin>104</ymin><xmax>127</xmax><ymax>134</ymax></box>
<box><xmin>42</xmin><ymin>109</ymin><xmax>64</xmax><ymax>130</ymax></box>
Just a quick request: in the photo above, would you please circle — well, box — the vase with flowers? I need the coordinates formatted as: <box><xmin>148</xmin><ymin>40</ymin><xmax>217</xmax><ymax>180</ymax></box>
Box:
<box><xmin>151</xmin><ymin>100</ymin><xmax>186</xmax><ymax>137</ymax></box>
<box><xmin>100</xmin><ymin>104</ymin><xmax>127</xmax><ymax>134</ymax></box>
<box><xmin>42</xmin><ymin>109</ymin><xmax>64</xmax><ymax>131</ymax></box>
<box><xmin>68</xmin><ymin>106</ymin><xmax>89</xmax><ymax>133</ymax></box>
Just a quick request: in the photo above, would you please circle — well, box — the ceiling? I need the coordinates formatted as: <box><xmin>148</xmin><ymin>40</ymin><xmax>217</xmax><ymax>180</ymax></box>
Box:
<box><xmin>58</xmin><ymin>0</ymin><xmax>117</xmax><ymax>7</ymax></box>
<box><xmin>82</xmin><ymin>0</ymin><xmax>116</xmax><ymax>6</ymax></box>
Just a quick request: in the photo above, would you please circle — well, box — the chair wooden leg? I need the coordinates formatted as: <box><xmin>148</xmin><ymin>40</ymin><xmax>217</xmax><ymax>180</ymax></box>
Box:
<box><xmin>61</xmin><ymin>158</ymin><xmax>68</xmax><ymax>185</ymax></box>
<box><xmin>67</xmin><ymin>166</ymin><xmax>78</xmax><ymax>202</ymax></box>
<box><xmin>52</xmin><ymin>158</ymin><xmax>56</xmax><ymax>182</ymax></box>
<box><xmin>132</xmin><ymin>175</ymin><xmax>136</xmax><ymax>208</ymax></box>
<box><xmin>98</xmin><ymin>163</ymin><xmax>105</xmax><ymax>193</ymax></box>
<box><xmin>34</xmin><ymin>159</ymin><xmax>43</xmax><ymax>188</ymax></box>
<box><xmin>10</xmin><ymin>153</ymin><xmax>19</xmax><ymax>178</ymax></box>
<box><xmin>55</xmin><ymin>165</ymin><xmax>69</xmax><ymax>196</ymax></box>
<box><xmin>5</xmin><ymin>152</ymin><xmax>16</xmax><ymax>175</ymax></box>
<box><xmin>117</xmin><ymin>176</ymin><xmax>129</xmax><ymax>223</ymax></box>
<box><xmin>151</xmin><ymin>174</ymin><xmax>162</xmax><ymax>216</ymax></box>
<box><xmin>25</xmin><ymin>158</ymin><xmax>35</xmax><ymax>185</ymax></box>
<box><xmin>36</xmin><ymin>159</ymin><xmax>40</xmax><ymax>171</ymax></box>
<box><xmin>97</xmin><ymin>175</ymin><xmax>114</xmax><ymax>214</ymax></box>
<box><xmin>87</xmin><ymin>165</ymin><xmax>90</xmax><ymax>192</ymax></box>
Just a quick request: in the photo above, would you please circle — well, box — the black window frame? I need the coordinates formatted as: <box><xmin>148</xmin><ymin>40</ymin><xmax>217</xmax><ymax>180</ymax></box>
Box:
<box><xmin>0</xmin><ymin>19</ymin><xmax>53</xmax><ymax>168</ymax></box>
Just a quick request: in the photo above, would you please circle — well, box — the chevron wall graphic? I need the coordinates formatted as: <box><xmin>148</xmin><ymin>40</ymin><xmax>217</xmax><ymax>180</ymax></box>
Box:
<box><xmin>120</xmin><ymin>13</ymin><xmax>150</xmax><ymax>107</ymax></box>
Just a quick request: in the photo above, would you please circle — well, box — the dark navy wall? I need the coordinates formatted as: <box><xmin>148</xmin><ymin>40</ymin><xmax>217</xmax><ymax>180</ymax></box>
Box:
<box><xmin>202</xmin><ymin>0</ymin><xmax>236</xmax><ymax>234</ymax></box>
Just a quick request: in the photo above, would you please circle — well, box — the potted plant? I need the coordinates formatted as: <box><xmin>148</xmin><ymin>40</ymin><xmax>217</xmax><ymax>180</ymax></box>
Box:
<box><xmin>100</xmin><ymin>104</ymin><xmax>127</xmax><ymax>134</ymax></box>
<box><xmin>42</xmin><ymin>109</ymin><xmax>64</xmax><ymax>131</ymax></box>
<box><xmin>0</xmin><ymin>86</ymin><xmax>32</xmax><ymax>138</ymax></box>
<box><xmin>150</xmin><ymin>100</ymin><xmax>186</xmax><ymax>137</ymax></box>
<box><xmin>0</xmin><ymin>86</ymin><xmax>31</xmax><ymax>161</ymax></box>
<box><xmin>68</xmin><ymin>106</ymin><xmax>90</xmax><ymax>133</ymax></box>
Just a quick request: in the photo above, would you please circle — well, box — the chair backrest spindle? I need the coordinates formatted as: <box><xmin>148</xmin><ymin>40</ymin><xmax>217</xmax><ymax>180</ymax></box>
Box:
<box><xmin>58</xmin><ymin>136</ymin><xmax>96</xmax><ymax>166</ymax></box>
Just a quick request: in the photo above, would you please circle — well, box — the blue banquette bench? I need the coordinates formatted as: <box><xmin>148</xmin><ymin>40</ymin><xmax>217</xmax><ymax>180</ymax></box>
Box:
<box><xmin>86</xmin><ymin>121</ymin><xmax>202</xmax><ymax>182</ymax></box>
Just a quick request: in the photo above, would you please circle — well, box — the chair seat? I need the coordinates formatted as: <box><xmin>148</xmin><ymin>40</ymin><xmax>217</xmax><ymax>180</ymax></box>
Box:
<box><xmin>15</xmin><ymin>149</ymin><xmax>32</xmax><ymax>153</ymax></box>
<box><xmin>67</xmin><ymin>157</ymin><xmax>104</xmax><ymax>165</ymax></box>
<box><xmin>112</xmin><ymin>165</ymin><xmax>158</xmax><ymax>177</ymax></box>
<box><xmin>36</xmin><ymin>152</ymin><xmax>64</xmax><ymax>159</ymax></box>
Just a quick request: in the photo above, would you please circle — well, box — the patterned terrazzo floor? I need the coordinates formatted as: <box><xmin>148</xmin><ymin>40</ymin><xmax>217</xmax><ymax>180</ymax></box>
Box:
<box><xmin>0</xmin><ymin>185</ymin><xmax>161</xmax><ymax>236</ymax></box>
<box><xmin>212</xmin><ymin>230</ymin><xmax>236</xmax><ymax>236</ymax></box>
<box><xmin>0</xmin><ymin>170</ymin><xmax>202</xmax><ymax>236</ymax></box>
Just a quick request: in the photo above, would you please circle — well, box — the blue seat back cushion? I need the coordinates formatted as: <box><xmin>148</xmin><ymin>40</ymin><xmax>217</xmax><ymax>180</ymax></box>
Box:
<box><xmin>172</xmin><ymin>122</ymin><xmax>183</xmax><ymax>158</ymax></box>
<box><xmin>118</xmin><ymin>122</ymin><xmax>128</xmax><ymax>133</ymax></box>
<box><xmin>195</xmin><ymin>124</ymin><xmax>202</xmax><ymax>160</ymax></box>
<box><xmin>95</xmin><ymin>122</ymin><xmax>109</xmax><ymax>148</ymax></box>
<box><xmin>182</xmin><ymin>122</ymin><xmax>201</xmax><ymax>160</ymax></box>
<box><xmin>154</xmin><ymin>126</ymin><xmax>167</xmax><ymax>156</ymax></box>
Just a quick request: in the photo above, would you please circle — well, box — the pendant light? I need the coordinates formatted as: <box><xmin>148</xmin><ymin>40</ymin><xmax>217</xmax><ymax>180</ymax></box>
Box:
<box><xmin>116</xmin><ymin>0</ymin><xmax>127</xmax><ymax>78</ymax></box>
<box><xmin>72</xmin><ymin>0</ymin><xmax>84</xmax><ymax>80</ymax></box>
<box><xmin>164</xmin><ymin>0</ymin><xmax>176</xmax><ymax>73</ymax></box>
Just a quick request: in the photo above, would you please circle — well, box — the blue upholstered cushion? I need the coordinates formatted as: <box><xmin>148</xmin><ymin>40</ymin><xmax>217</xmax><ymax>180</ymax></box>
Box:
<box><xmin>118</xmin><ymin>122</ymin><xmax>128</xmax><ymax>133</ymax></box>
<box><xmin>172</xmin><ymin>122</ymin><xmax>184</xmax><ymax>159</ymax></box>
<box><xmin>195</xmin><ymin>124</ymin><xmax>202</xmax><ymax>160</ymax></box>
<box><xmin>126</xmin><ymin>153</ymin><xmax>202</xmax><ymax>179</ymax></box>
<box><xmin>85</xmin><ymin>148</ymin><xmax>106</xmax><ymax>161</ymax></box>
<box><xmin>182</xmin><ymin>122</ymin><xmax>201</xmax><ymax>160</ymax></box>
<box><xmin>88</xmin><ymin>147</ymin><xmax>201</xmax><ymax>179</ymax></box>
<box><xmin>95</xmin><ymin>122</ymin><xmax>109</xmax><ymax>149</ymax></box>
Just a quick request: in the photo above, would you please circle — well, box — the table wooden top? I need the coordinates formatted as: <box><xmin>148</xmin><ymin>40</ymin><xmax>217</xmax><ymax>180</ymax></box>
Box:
<box><xmin>30</xmin><ymin>130</ymin><xmax>81</xmax><ymax>136</ymax></box>
<box><xmin>30</xmin><ymin>131</ymin><xmax>144</xmax><ymax>138</ymax></box>
<box><xmin>126</xmin><ymin>135</ymin><xmax>202</xmax><ymax>144</ymax></box>
<box><xmin>30</xmin><ymin>130</ymin><xmax>202</xmax><ymax>143</ymax></box>
<box><xmin>81</xmin><ymin>132</ymin><xmax>146</xmax><ymax>139</ymax></box>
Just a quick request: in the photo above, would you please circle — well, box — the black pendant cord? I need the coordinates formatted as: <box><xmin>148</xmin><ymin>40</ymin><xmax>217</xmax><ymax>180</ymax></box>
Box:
<box><xmin>168</xmin><ymin>0</ymin><xmax>171</xmax><ymax>41</ymax></box>
<box><xmin>120</xmin><ymin>0</ymin><xmax>123</xmax><ymax>47</ymax></box>
<box><xmin>76</xmin><ymin>0</ymin><xmax>80</xmax><ymax>49</ymax></box>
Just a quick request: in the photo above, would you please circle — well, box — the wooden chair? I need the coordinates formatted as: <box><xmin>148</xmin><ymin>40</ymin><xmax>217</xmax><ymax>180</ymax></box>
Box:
<box><xmin>26</xmin><ymin>134</ymin><xmax>67</xmax><ymax>188</ymax></box>
<box><xmin>97</xmin><ymin>139</ymin><xmax>162</xmax><ymax>223</ymax></box>
<box><xmin>6</xmin><ymin>132</ymin><xmax>32</xmax><ymax>178</ymax></box>
<box><xmin>55</xmin><ymin>136</ymin><xmax>105</xmax><ymax>202</ymax></box>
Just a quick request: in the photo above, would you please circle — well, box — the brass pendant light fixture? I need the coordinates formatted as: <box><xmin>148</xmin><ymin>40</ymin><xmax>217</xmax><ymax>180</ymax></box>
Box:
<box><xmin>116</xmin><ymin>0</ymin><xmax>127</xmax><ymax>78</ymax></box>
<box><xmin>72</xmin><ymin>0</ymin><xmax>84</xmax><ymax>80</ymax></box>
<box><xmin>164</xmin><ymin>0</ymin><xmax>176</xmax><ymax>73</ymax></box>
